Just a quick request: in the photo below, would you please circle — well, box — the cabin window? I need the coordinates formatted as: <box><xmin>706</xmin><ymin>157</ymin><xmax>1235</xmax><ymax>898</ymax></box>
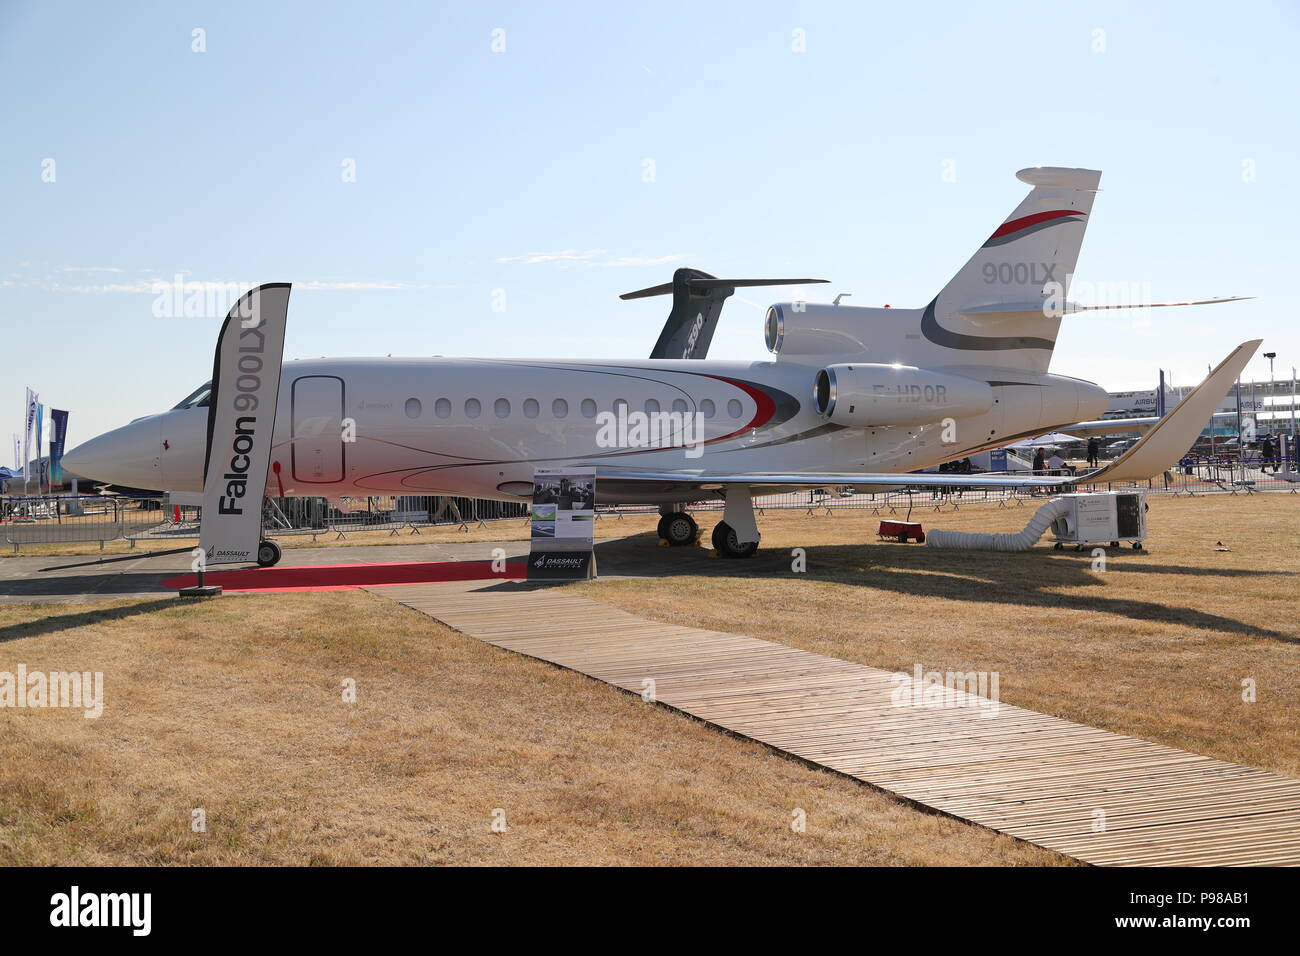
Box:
<box><xmin>727</xmin><ymin>399</ymin><xmax>743</xmax><ymax>419</ymax></box>
<box><xmin>495</xmin><ymin>398</ymin><xmax>511</xmax><ymax>419</ymax></box>
<box><xmin>523</xmin><ymin>398</ymin><xmax>539</xmax><ymax>418</ymax></box>
<box><xmin>552</xmin><ymin>398</ymin><xmax>569</xmax><ymax>418</ymax></box>
<box><xmin>435</xmin><ymin>398</ymin><xmax>452</xmax><ymax>418</ymax></box>
<box><xmin>671</xmin><ymin>399</ymin><xmax>688</xmax><ymax>415</ymax></box>
<box><xmin>405</xmin><ymin>398</ymin><xmax>422</xmax><ymax>419</ymax></box>
<box><xmin>465</xmin><ymin>398</ymin><xmax>481</xmax><ymax>419</ymax></box>
<box><xmin>645</xmin><ymin>399</ymin><xmax>660</xmax><ymax>415</ymax></box>
<box><xmin>581</xmin><ymin>399</ymin><xmax>597</xmax><ymax>418</ymax></box>
<box><xmin>700</xmin><ymin>399</ymin><xmax>715</xmax><ymax>419</ymax></box>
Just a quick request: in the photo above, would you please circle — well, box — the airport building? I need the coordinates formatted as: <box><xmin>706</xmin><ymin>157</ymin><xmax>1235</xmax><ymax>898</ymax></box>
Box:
<box><xmin>1106</xmin><ymin>376</ymin><xmax>1299</xmax><ymax>439</ymax></box>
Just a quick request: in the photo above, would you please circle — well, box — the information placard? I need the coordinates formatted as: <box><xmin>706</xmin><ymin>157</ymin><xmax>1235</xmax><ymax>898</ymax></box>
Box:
<box><xmin>527</xmin><ymin>467</ymin><xmax>596</xmax><ymax>579</ymax></box>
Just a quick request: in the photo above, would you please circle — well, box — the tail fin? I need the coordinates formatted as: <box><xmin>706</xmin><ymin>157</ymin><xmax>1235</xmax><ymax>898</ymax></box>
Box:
<box><xmin>625</xmin><ymin>269</ymin><xmax>829</xmax><ymax>360</ymax></box>
<box><xmin>923</xmin><ymin>166</ymin><xmax>1101</xmax><ymax>371</ymax></box>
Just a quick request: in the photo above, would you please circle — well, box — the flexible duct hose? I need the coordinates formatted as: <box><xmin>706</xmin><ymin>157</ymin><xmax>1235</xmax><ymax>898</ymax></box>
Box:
<box><xmin>925</xmin><ymin>497</ymin><xmax>1071</xmax><ymax>551</ymax></box>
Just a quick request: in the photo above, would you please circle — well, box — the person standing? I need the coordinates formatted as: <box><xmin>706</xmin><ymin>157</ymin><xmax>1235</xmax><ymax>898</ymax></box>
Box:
<box><xmin>1086</xmin><ymin>436</ymin><xmax>1100</xmax><ymax>468</ymax></box>
<box><xmin>1032</xmin><ymin>448</ymin><xmax>1047</xmax><ymax>473</ymax></box>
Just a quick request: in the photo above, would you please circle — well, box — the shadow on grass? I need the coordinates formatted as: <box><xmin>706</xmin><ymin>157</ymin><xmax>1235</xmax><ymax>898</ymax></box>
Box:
<box><xmin>593</xmin><ymin>532</ymin><xmax>1299</xmax><ymax>643</ymax></box>
<box><xmin>0</xmin><ymin>598</ymin><xmax>179</xmax><ymax>644</ymax></box>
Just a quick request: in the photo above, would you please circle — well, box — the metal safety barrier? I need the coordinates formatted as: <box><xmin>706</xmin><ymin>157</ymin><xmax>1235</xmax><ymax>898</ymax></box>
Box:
<box><xmin>1</xmin><ymin>495</ymin><xmax>171</xmax><ymax>550</ymax></box>
<box><xmin>3</xmin><ymin>459</ymin><xmax>1294</xmax><ymax>552</ymax></box>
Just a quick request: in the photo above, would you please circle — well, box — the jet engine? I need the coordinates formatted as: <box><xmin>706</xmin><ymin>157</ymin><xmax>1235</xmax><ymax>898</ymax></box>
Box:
<box><xmin>764</xmin><ymin>303</ymin><xmax>871</xmax><ymax>357</ymax></box>
<box><xmin>812</xmin><ymin>363</ymin><xmax>994</xmax><ymax>427</ymax></box>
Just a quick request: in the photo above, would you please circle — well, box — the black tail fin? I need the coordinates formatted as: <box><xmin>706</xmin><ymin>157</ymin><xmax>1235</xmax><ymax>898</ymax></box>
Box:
<box><xmin>623</xmin><ymin>268</ymin><xmax>828</xmax><ymax>360</ymax></box>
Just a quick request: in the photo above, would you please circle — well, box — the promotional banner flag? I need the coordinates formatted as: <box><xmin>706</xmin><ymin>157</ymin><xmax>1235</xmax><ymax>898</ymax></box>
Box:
<box><xmin>35</xmin><ymin>402</ymin><xmax>44</xmax><ymax>492</ymax></box>
<box><xmin>199</xmin><ymin>284</ymin><xmax>292</xmax><ymax>566</ymax></box>
<box><xmin>49</xmin><ymin>409</ymin><xmax>69</xmax><ymax>487</ymax></box>
<box><xmin>23</xmin><ymin>388</ymin><xmax>37</xmax><ymax>483</ymax></box>
<box><xmin>527</xmin><ymin>467</ymin><xmax>597</xmax><ymax>579</ymax></box>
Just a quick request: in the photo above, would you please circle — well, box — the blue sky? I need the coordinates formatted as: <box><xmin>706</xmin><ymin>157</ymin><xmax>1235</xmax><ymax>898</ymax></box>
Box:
<box><xmin>3</xmin><ymin>0</ymin><xmax>1298</xmax><ymax>446</ymax></box>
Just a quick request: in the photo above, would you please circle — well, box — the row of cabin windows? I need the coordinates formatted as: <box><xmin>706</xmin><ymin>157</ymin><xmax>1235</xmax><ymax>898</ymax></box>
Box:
<box><xmin>402</xmin><ymin>396</ymin><xmax>746</xmax><ymax>421</ymax></box>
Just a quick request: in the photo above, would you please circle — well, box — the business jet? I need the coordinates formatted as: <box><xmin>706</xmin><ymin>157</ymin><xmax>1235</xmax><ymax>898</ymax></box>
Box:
<box><xmin>61</xmin><ymin>166</ymin><xmax>1257</xmax><ymax>560</ymax></box>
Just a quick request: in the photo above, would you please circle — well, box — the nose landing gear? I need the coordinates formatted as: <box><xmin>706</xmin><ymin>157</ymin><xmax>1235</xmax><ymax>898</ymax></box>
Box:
<box><xmin>256</xmin><ymin>539</ymin><xmax>283</xmax><ymax>567</ymax></box>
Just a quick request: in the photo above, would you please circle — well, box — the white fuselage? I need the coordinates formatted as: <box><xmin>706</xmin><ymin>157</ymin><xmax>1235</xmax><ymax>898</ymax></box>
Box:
<box><xmin>81</xmin><ymin>350</ymin><xmax>1108</xmax><ymax>505</ymax></box>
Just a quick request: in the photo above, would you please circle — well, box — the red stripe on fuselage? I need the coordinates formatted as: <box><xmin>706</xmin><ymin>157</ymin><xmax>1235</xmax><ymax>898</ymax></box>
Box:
<box><xmin>988</xmin><ymin>209</ymin><xmax>1084</xmax><ymax>240</ymax></box>
<box><xmin>615</xmin><ymin>372</ymin><xmax>780</xmax><ymax>455</ymax></box>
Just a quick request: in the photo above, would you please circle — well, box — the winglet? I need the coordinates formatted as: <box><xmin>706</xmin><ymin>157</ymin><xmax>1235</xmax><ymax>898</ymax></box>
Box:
<box><xmin>1086</xmin><ymin>340</ymin><xmax>1262</xmax><ymax>482</ymax></box>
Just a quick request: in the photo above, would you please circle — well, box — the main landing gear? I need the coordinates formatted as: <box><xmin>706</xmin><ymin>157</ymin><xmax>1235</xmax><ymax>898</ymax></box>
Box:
<box><xmin>657</xmin><ymin>511</ymin><xmax>699</xmax><ymax>547</ymax></box>
<box><xmin>711</xmin><ymin>520</ymin><xmax>760</xmax><ymax>559</ymax></box>
<box><xmin>256</xmin><ymin>539</ymin><xmax>283</xmax><ymax>567</ymax></box>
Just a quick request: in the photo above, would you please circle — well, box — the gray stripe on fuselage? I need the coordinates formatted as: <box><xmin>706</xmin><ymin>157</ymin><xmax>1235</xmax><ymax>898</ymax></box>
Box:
<box><xmin>716</xmin><ymin>421</ymin><xmax>848</xmax><ymax>452</ymax></box>
<box><xmin>920</xmin><ymin>298</ymin><xmax>1056</xmax><ymax>352</ymax></box>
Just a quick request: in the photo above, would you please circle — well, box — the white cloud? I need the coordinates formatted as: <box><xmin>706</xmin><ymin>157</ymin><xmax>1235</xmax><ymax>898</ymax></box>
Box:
<box><xmin>496</xmin><ymin>249</ymin><xmax>606</xmax><ymax>264</ymax></box>
<box><xmin>61</xmin><ymin>266</ymin><xmax>124</xmax><ymax>273</ymax></box>
<box><xmin>48</xmin><ymin>278</ymin><xmax>454</xmax><ymax>293</ymax></box>
<box><xmin>590</xmin><ymin>254</ymin><xmax>687</xmax><ymax>268</ymax></box>
<box><xmin>496</xmin><ymin>249</ymin><xmax>688</xmax><ymax>268</ymax></box>
<box><xmin>295</xmin><ymin>280</ymin><xmax>457</xmax><ymax>291</ymax></box>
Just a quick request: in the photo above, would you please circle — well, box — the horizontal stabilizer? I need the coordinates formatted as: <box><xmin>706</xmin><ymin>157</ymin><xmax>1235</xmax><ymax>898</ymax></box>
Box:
<box><xmin>1063</xmin><ymin>295</ymin><xmax>1252</xmax><ymax>314</ymax></box>
<box><xmin>623</xmin><ymin>277</ymin><xmax>828</xmax><ymax>300</ymax></box>
<box><xmin>961</xmin><ymin>295</ymin><xmax>1252</xmax><ymax>322</ymax></box>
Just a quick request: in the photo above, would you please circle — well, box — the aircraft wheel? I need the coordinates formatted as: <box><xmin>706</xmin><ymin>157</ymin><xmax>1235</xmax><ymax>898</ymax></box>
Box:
<box><xmin>1110</xmin><ymin>541</ymin><xmax>1120</xmax><ymax>549</ymax></box>
<box><xmin>257</xmin><ymin>539</ymin><xmax>283</xmax><ymax>567</ymax></box>
<box><xmin>712</xmin><ymin>521</ymin><xmax>759</xmax><ymax>558</ymax></box>
<box><xmin>1132</xmin><ymin>541</ymin><xmax>1142</xmax><ymax>550</ymax></box>
<box><xmin>1053</xmin><ymin>542</ymin><xmax>1063</xmax><ymax>550</ymax></box>
<box><xmin>657</xmin><ymin>511</ymin><xmax>698</xmax><ymax>546</ymax></box>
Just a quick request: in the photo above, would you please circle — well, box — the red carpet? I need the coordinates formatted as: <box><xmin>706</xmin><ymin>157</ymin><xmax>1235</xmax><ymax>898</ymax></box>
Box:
<box><xmin>160</xmin><ymin>559</ymin><xmax>527</xmax><ymax>594</ymax></box>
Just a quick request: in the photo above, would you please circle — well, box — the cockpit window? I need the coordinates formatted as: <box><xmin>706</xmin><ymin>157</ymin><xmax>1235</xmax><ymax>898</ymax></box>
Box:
<box><xmin>172</xmin><ymin>381</ymin><xmax>213</xmax><ymax>409</ymax></box>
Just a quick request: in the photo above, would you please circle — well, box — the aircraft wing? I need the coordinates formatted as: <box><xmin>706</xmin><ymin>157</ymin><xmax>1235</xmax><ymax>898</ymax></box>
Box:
<box><xmin>1060</xmin><ymin>417</ymin><xmax>1161</xmax><ymax>437</ymax></box>
<box><xmin>595</xmin><ymin>469</ymin><xmax>1084</xmax><ymax>499</ymax></box>
<box><xmin>1085</xmin><ymin>339</ymin><xmax>1261</xmax><ymax>481</ymax></box>
<box><xmin>597</xmin><ymin>340</ymin><xmax>1262</xmax><ymax>496</ymax></box>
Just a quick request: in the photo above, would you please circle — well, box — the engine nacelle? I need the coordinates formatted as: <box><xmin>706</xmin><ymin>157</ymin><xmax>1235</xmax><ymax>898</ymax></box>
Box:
<box><xmin>765</xmin><ymin>303</ymin><xmax>871</xmax><ymax>357</ymax></box>
<box><xmin>813</xmin><ymin>363</ymin><xmax>994</xmax><ymax>427</ymax></box>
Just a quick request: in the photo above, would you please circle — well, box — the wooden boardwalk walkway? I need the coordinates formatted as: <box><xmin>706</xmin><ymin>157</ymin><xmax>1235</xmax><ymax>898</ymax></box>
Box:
<box><xmin>377</xmin><ymin>581</ymin><xmax>1300</xmax><ymax>866</ymax></box>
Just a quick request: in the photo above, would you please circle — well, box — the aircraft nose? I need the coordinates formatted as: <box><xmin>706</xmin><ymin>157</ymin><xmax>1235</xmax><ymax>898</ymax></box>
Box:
<box><xmin>61</xmin><ymin>416</ymin><xmax>163</xmax><ymax>490</ymax></box>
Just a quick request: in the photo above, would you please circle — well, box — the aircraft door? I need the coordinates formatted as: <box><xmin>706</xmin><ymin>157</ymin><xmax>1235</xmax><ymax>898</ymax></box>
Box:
<box><xmin>291</xmin><ymin>375</ymin><xmax>345</xmax><ymax>483</ymax></box>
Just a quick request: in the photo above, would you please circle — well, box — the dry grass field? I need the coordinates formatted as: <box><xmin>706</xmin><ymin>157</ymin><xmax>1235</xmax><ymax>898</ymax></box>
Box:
<box><xmin>0</xmin><ymin>590</ymin><xmax>1064</xmax><ymax>866</ymax></box>
<box><xmin>583</xmin><ymin>494</ymin><xmax>1300</xmax><ymax>778</ymax></box>
<box><xmin>1</xmin><ymin>492</ymin><xmax>1294</xmax><ymax>866</ymax></box>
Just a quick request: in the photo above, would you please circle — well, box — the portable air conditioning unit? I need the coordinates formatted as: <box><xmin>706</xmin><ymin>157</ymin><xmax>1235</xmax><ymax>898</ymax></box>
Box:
<box><xmin>1049</xmin><ymin>491</ymin><xmax>1147</xmax><ymax>550</ymax></box>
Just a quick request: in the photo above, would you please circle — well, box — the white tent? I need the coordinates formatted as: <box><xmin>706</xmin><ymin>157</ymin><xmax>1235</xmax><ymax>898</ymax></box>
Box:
<box><xmin>1009</xmin><ymin>432</ymin><xmax>1085</xmax><ymax>449</ymax></box>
